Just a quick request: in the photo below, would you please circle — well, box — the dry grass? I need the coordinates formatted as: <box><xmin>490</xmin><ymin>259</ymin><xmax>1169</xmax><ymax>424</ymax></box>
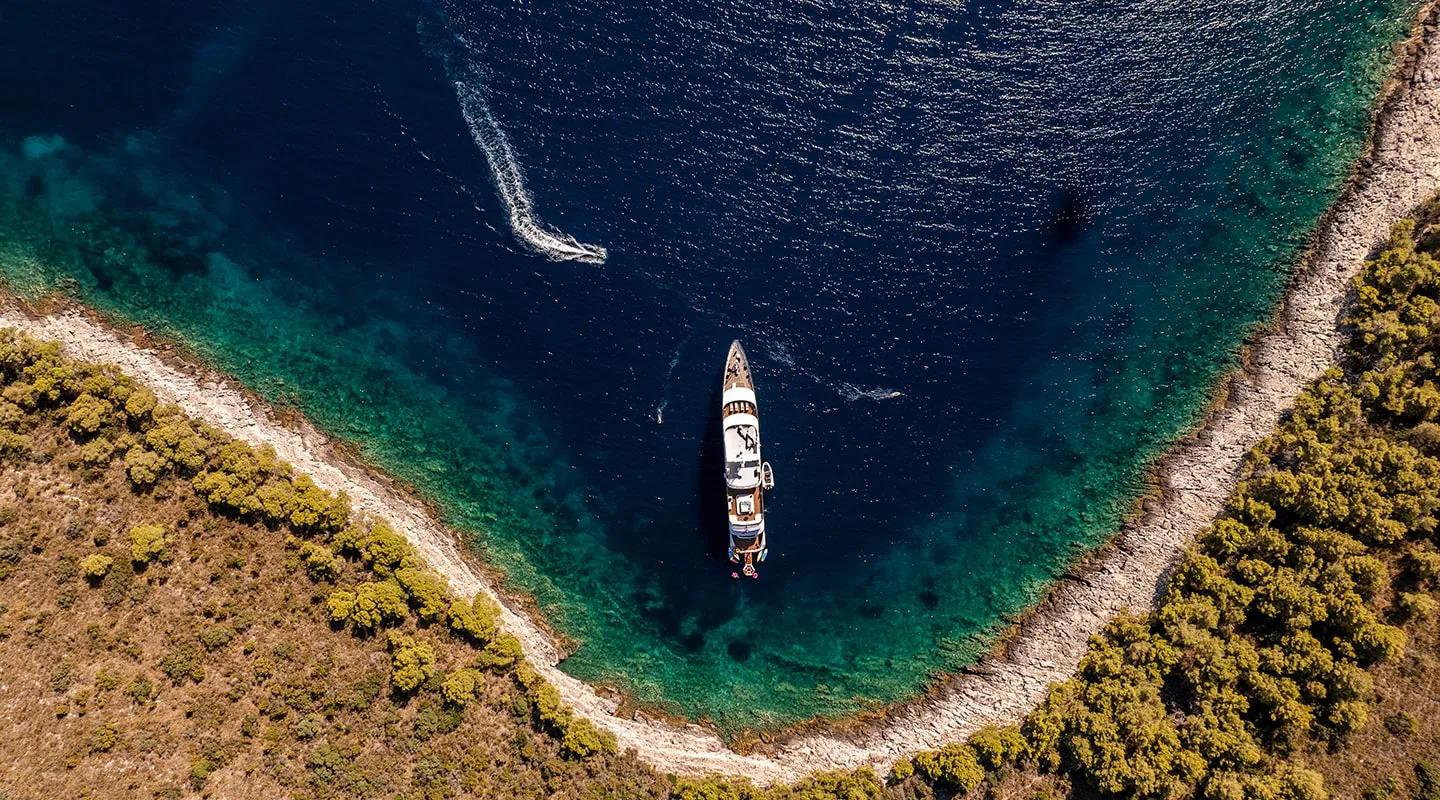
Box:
<box><xmin>1304</xmin><ymin>615</ymin><xmax>1440</xmax><ymax>800</ymax></box>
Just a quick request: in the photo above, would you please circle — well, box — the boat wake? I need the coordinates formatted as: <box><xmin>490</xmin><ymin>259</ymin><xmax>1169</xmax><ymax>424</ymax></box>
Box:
<box><xmin>655</xmin><ymin>336</ymin><xmax>691</xmax><ymax>424</ymax></box>
<box><xmin>838</xmin><ymin>383</ymin><xmax>903</xmax><ymax>401</ymax></box>
<box><xmin>440</xmin><ymin>47</ymin><xmax>606</xmax><ymax>264</ymax></box>
<box><xmin>761</xmin><ymin>338</ymin><xmax>796</xmax><ymax>368</ymax></box>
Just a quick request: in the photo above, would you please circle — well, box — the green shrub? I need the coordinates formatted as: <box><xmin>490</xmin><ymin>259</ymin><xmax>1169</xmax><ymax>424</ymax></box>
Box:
<box><xmin>1418</xmin><ymin>760</ymin><xmax>1440</xmax><ymax>800</ymax></box>
<box><xmin>144</xmin><ymin>416</ymin><xmax>209</xmax><ymax>473</ymax></box>
<box><xmin>286</xmin><ymin>475</ymin><xmax>348</xmax><ymax>532</ymax></box>
<box><xmin>477</xmin><ymin>633</ymin><xmax>524</xmax><ymax>671</ymax></box>
<box><xmin>292</xmin><ymin>713</ymin><xmax>323</xmax><ymax>741</ymax></box>
<box><xmin>1384</xmin><ymin>711</ymin><xmax>1417</xmax><ymax>738</ymax></box>
<box><xmin>1346</xmin><ymin>555</ymin><xmax>1388</xmax><ymax>598</ymax></box>
<box><xmin>671</xmin><ymin>777</ymin><xmax>764</xmax><ymax>800</ymax></box>
<box><xmin>913</xmin><ymin>744</ymin><xmax>984</xmax><ymax>793</ymax></box>
<box><xmin>1204</xmin><ymin>519</ymin><xmax>1256</xmax><ymax>557</ymax></box>
<box><xmin>560</xmin><ymin>717</ymin><xmax>614</xmax><ymax>759</ymax></box>
<box><xmin>89</xmin><ymin>722</ymin><xmax>118</xmax><ymax>753</ymax></box>
<box><xmin>189</xmin><ymin>756</ymin><xmax>216</xmax><ymax>790</ymax></box>
<box><xmin>191</xmin><ymin>468</ymin><xmax>262</xmax><ymax>516</ymax></box>
<box><xmin>533</xmin><ymin>683</ymin><xmax>571</xmax><ymax>732</ymax></box>
<box><xmin>395</xmin><ymin>566</ymin><xmax>449</xmax><ymax>622</ymax></box>
<box><xmin>1364</xmin><ymin>775</ymin><xmax>1404</xmax><ymax>800</ymax></box>
<box><xmin>125</xmin><ymin>676</ymin><xmax>153</xmax><ymax>704</ymax></box>
<box><xmin>891</xmin><ymin>758</ymin><xmax>915</xmax><ymax>781</ymax></box>
<box><xmin>1410</xmin><ymin>549</ymin><xmax>1440</xmax><ymax>585</ymax></box>
<box><xmin>124</xmin><ymin>386</ymin><xmax>156</xmax><ymax>421</ymax></box>
<box><xmin>513</xmin><ymin>662</ymin><xmax>542</xmax><ymax>691</ymax></box>
<box><xmin>65</xmin><ymin>393</ymin><xmax>113</xmax><ymax>436</ymax></box>
<box><xmin>252</xmin><ymin>656</ymin><xmax>275</xmax><ymax>682</ymax></box>
<box><xmin>387</xmin><ymin>633</ymin><xmax>435</xmax><ymax>694</ymax></box>
<box><xmin>0</xmin><ymin>429</ymin><xmax>29</xmax><ymax>460</ymax></box>
<box><xmin>355</xmin><ymin>521</ymin><xmax>411</xmax><ymax>574</ymax></box>
<box><xmin>199</xmin><ymin>624</ymin><xmax>236</xmax><ymax>652</ymax></box>
<box><xmin>440</xmin><ymin>667</ymin><xmax>485</xmax><ymax>707</ymax></box>
<box><xmin>128</xmin><ymin>523</ymin><xmax>167</xmax><ymax>563</ymax></box>
<box><xmin>50</xmin><ymin>662</ymin><xmax>74</xmax><ymax>693</ymax></box>
<box><xmin>1398</xmin><ymin>591</ymin><xmax>1437</xmax><ymax>621</ymax></box>
<box><xmin>770</xmin><ymin>768</ymin><xmax>883</xmax><ymax>799</ymax></box>
<box><xmin>448</xmin><ymin>593</ymin><xmax>500</xmax><ymax>643</ymax></box>
<box><xmin>256</xmin><ymin>479</ymin><xmax>295</xmax><ymax>521</ymax></box>
<box><xmin>412</xmin><ymin>700</ymin><xmax>464</xmax><ymax>741</ymax></box>
<box><xmin>2</xmin><ymin>381</ymin><xmax>35</xmax><ymax>410</ymax></box>
<box><xmin>159</xmin><ymin>643</ymin><xmax>206</xmax><ymax>684</ymax></box>
<box><xmin>80</xmin><ymin>553</ymin><xmax>114</xmax><ymax>580</ymax></box>
<box><xmin>80</xmin><ymin>437</ymin><xmax>117</xmax><ymax>466</ymax></box>
<box><xmin>94</xmin><ymin>668</ymin><xmax>118</xmax><ymax>691</ymax></box>
<box><xmin>970</xmin><ymin>724</ymin><xmax>1026</xmax><ymax>768</ymax></box>
<box><xmin>1328</xmin><ymin>699</ymin><xmax>1370</xmax><ymax>740</ymax></box>
<box><xmin>326</xmin><ymin>580</ymin><xmax>407</xmax><ymax>632</ymax></box>
<box><xmin>124</xmin><ymin>446</ymin><xmax>166</xmax><ymax>485</ymax></box>
<box><xmin>0</xmin><ymin>535</ymin><xmax>26</xmax><ymax>578</ymax></box>
<box><xmin>1278</xmin><ymin>765</ymin><xmax>1327</xmax><ymax>800</ymax></box>
<box><xmin>346</xmin><ymin>669</ymin><xmax>386</xmax><ymax>711</ymax></box>
<box><xmin>298</xmin><ymin>540</ymin><xmax>341</xmax><ymax>582</ymax></box>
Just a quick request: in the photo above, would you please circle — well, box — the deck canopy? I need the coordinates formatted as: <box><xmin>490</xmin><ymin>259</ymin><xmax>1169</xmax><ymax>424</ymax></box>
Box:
<box><xmin>722</xmin><ymin>386</ymin><xmax>756</xmax><ymax>407</ymax></box>
<box><xmin>724</xmin><ymin>413</ymin><xmax>762</xmax><ymax>489</ymax></box>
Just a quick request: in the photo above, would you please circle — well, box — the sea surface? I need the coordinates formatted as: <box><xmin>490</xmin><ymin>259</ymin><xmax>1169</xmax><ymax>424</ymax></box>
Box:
<box><xmin>0</xmin><ymin>0</ymin><xmax>1415</xmax><ymax>731</ymax></box>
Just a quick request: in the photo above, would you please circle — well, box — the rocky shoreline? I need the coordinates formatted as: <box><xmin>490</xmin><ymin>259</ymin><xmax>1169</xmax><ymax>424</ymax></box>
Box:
<box><xmin>2</xmin><ymin>3</ymin><xmax>1439</xmax><ymax>785</ymax></box>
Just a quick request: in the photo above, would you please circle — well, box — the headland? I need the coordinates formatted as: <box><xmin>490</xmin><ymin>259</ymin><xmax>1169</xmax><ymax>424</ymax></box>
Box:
<box><xmin>2</xmin><ymin>3</ymin><xmax>1440</xmax><ymax>785</ymax></box>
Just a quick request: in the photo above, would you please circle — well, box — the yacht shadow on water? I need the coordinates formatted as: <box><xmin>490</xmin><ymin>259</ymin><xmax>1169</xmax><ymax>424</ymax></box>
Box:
<box><xmin>621</xmin><ymin>376</ymin><xmax>738</xmax><ymax>657</ymax></box>
<box><xmin>696</xmin><ymin>377</ymin><xmax>731</xmax><ymax>564</ymax></box>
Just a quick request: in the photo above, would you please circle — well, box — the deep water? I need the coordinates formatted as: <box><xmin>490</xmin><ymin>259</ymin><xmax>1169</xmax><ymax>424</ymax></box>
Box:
<box><xmin>0</xmin><ymin>0</ymin><xmax>1416</xmax><ymax>731</ymax></box>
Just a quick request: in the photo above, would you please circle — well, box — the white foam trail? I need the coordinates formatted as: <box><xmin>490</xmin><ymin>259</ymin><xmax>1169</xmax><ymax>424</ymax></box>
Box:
<box><xmin>449</xmin><ymin>76</ymin><xmax>607</xmax><ymax>264</ymax></box>
<box><xmin>655</xmin><ymin>337</ymin><xmax>690</xmax><ymax>424</ymax></box>
<box><xmin>762</xmin><ymin>339</ymin><xmax>796</xmax><ymax>368</ymax></box>
<box><xmin>838</xmin><ymin>382</ymin><xmax>903</xmax><ymax>401</ymax></box>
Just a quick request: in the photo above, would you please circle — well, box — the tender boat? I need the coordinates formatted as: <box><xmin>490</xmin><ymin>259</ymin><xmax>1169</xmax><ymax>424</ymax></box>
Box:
<box><xmin>722</xmin><ymin>340</ymin><xmax>774</xmax><ymax>578</ymax></box>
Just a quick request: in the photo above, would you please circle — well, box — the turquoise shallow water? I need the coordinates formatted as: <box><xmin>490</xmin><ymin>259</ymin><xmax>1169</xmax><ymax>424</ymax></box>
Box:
<box><xmin>0</xmin><ymin>0</ymin><xmax>1418</xmax><ymax>732</ymax></box>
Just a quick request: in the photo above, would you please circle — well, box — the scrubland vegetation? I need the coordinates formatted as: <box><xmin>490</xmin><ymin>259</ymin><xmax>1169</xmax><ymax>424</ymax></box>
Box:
<box><xmin>0</xmin><ymin>330</ymin><xmax>655</xmax><ymax>798</ymax></box>
<box><xmin>9</xmin><ymin>206</ymin><xmax>1440</xmax><ymax>799</ymax></box>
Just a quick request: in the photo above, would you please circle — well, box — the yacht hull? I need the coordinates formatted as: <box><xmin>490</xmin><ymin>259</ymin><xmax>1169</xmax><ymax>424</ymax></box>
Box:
<box><xmin>721</xmin><ymin>340</ymin><xmax>771</xmax><ymax>576</ymax></box>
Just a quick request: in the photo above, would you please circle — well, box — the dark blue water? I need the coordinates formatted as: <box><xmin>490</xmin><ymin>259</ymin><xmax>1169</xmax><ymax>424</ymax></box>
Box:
<box><xmin>0</xmin><ymin>0</ymin><xmax>1413</xmax><ymax>730</ymax></box>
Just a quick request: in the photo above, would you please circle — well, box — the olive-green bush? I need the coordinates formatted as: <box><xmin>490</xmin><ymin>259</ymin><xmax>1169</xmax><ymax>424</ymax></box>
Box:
<box><xmin>387</xmin><ymin>633</ymin><xmax>435</xmax><ymax>694</ymax></box>
<box><xmin>128</xmin><ymin>523</ymin><xmax>167</xmax><ymax>564</ymax></box>
<box><xmin>440</xmin><ymin>667</ymin><xmax>485</xmax><ymax>707</ymax></box>
<box><xmin>394</xmin><ymin>566</ymin><xmax>449</xmax><ymax>622</ymax></box>
<box><xmin>297</xmin><ymin>540</ymin><xmax>341</xmax><ymax>582</ymax></box>
<box><xmin>560</xmin><ymin>718</ymin><xmax>613</xmax><ymax>759</ymax></box>
<box><xmin>477</xmin><ymin>633</ymin><xmax>524</xmax><ymax>671</ymax></box>
<box><xmin>327</xmin><ymin>581</ymin><xmax>408</xmax><ymax>632</ymax></box>
<box><xmin>913</xmin><ymin>744</ymin><xmax>985</xmax><ymax>793</ymax></box>
<box><xmin>80</xmin><ymin>553</ymin><xmax>113</xmax><ymax>580</ymax></box>
<box><xmin>448</xmin><ymin>593</ymin><xmax>500</xmax><ymax>643</ymax></box>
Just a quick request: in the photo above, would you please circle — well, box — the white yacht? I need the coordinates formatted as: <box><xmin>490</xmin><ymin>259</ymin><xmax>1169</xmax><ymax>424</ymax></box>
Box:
<box><xmin>721</xmin><ymin>340</ymin><xmax>774</xmax><ymax>578</ymax></box>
